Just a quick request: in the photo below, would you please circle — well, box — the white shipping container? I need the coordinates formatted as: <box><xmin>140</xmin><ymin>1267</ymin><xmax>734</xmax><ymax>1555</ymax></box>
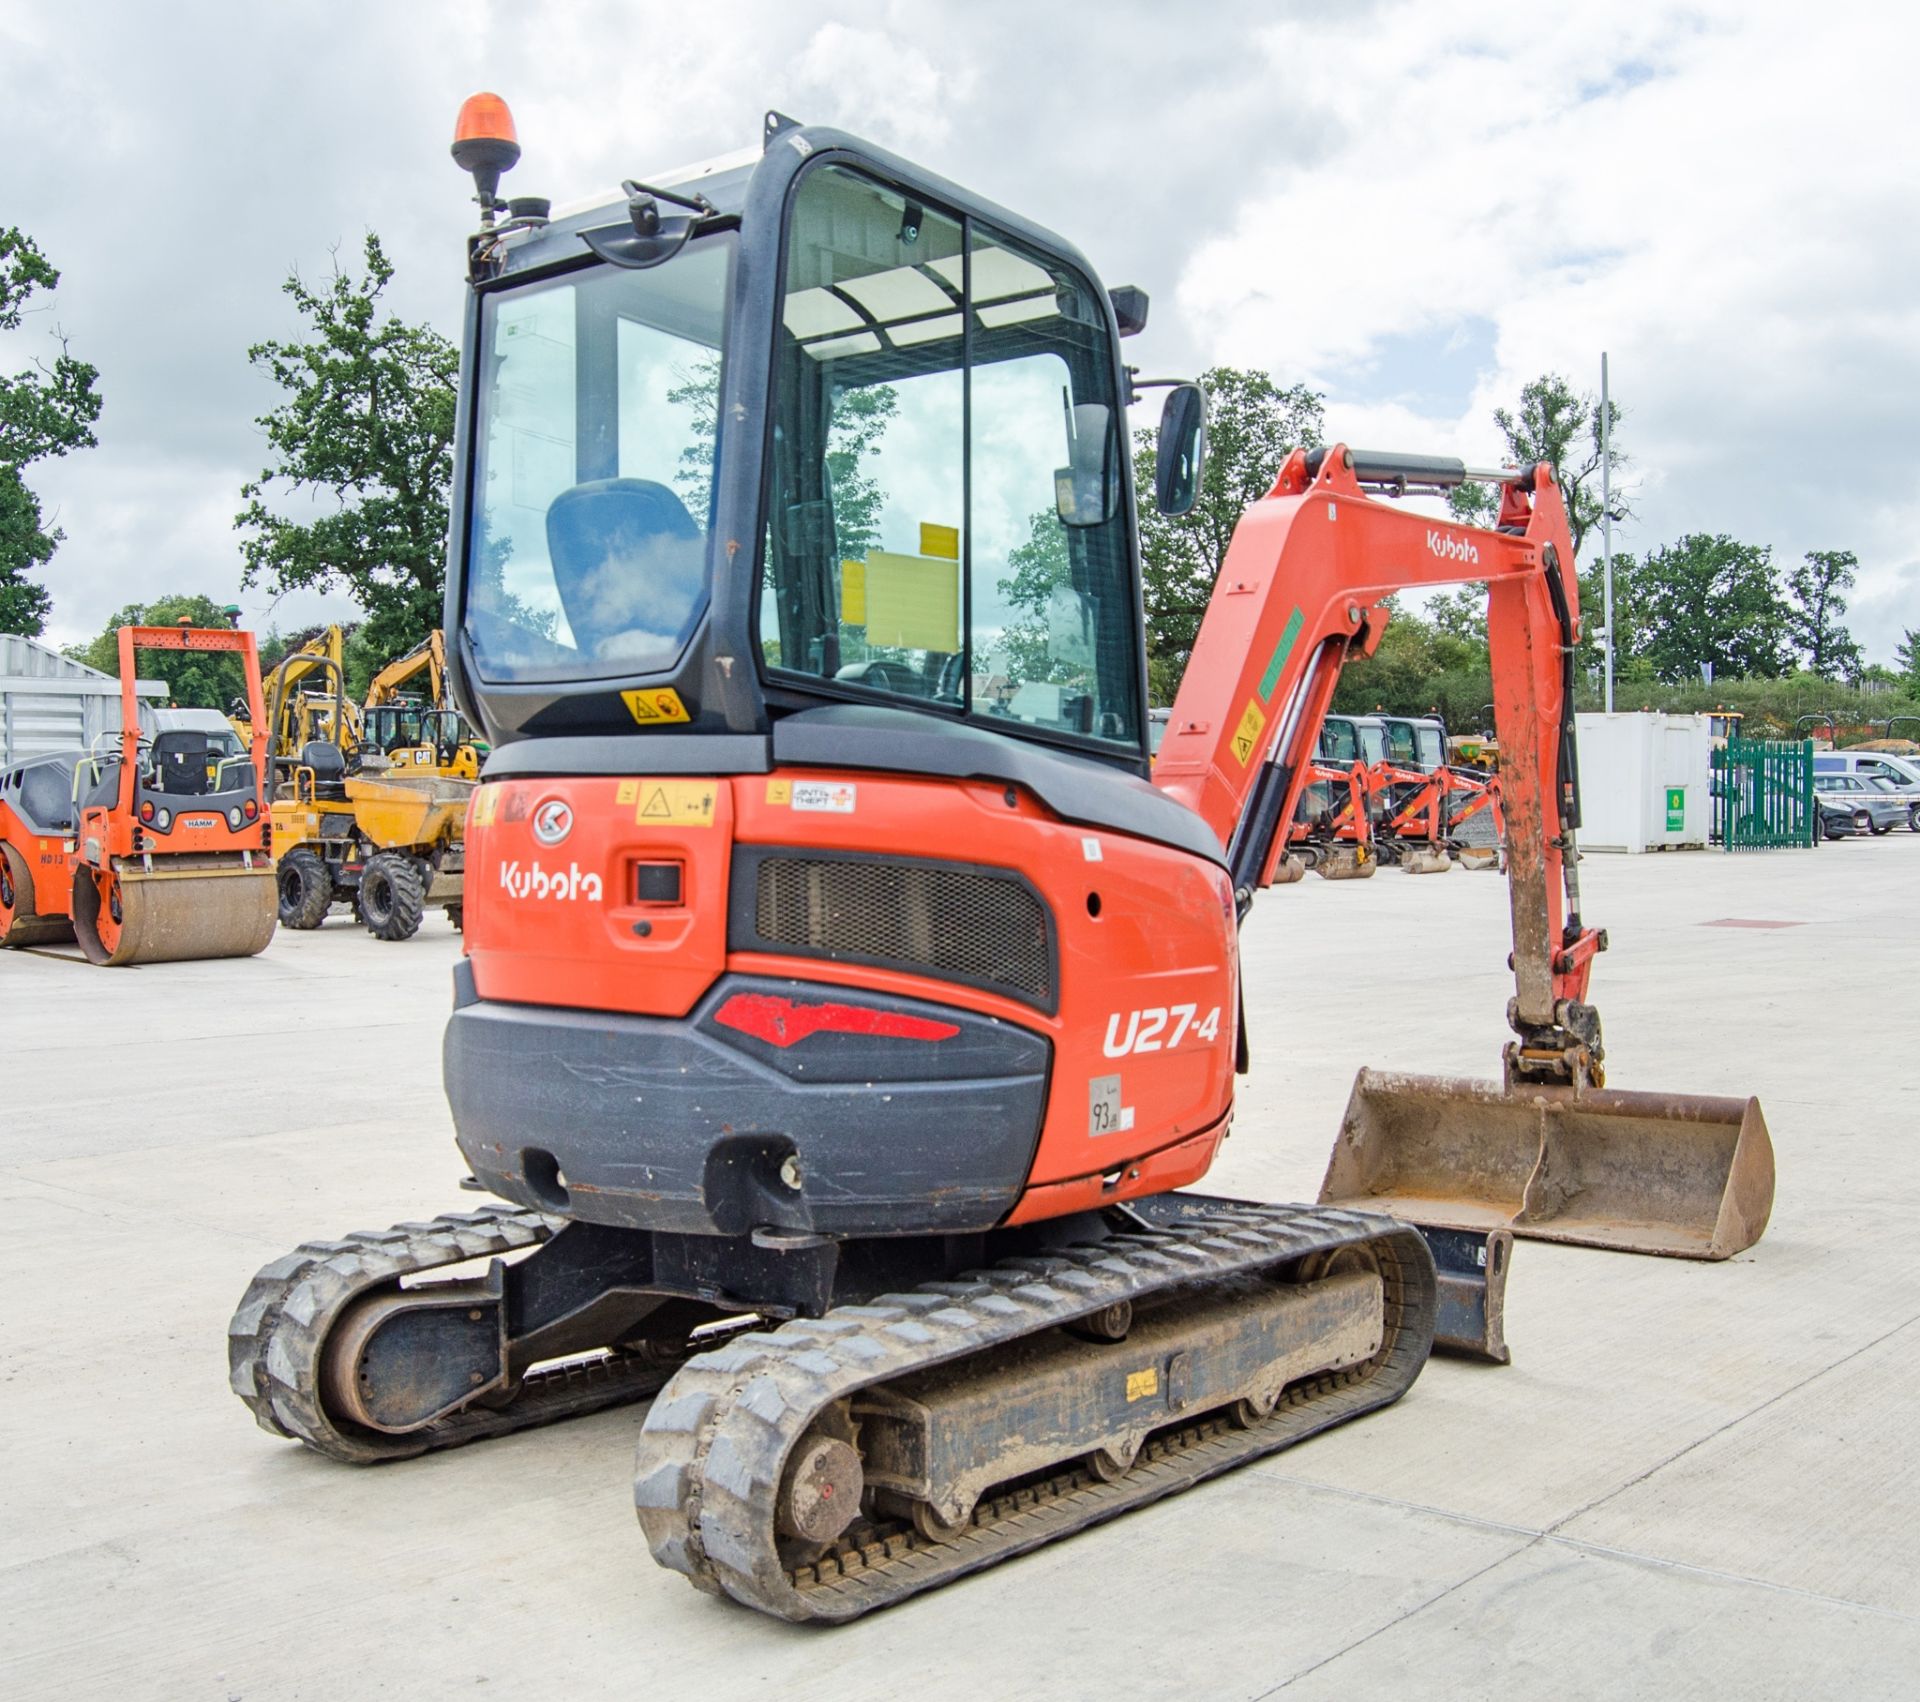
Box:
<box><xmin>1573</xmin><ymin>711</ymin><xmax>1712</xmax><ymax>853</ymax></box>
<box><xmin>1</xmin><ymin>634</ymin><xmax>167</xmax><ymax>768</ymax></box>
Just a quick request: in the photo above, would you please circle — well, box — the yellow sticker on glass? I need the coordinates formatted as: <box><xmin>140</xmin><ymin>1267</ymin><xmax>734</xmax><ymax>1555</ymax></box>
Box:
<box><xmin>621</xmin><ymin>687</ymin><xmax>691</xmax><ymax>725</ymax></box>
<box><xmin>840</xmin><ymin>560</ymin><xmax>867</xmax><ymax>624</ymax></box>
<box><xmin>1230</xmin><ymin>699</ymin><xmax>1267</xmax><ymax>767</ymax></box>
<box><xmin>633</xmin><ymin>781</ymin><xmax>718</xmax><ymax>826</ymax></box>
<box><xmin>919</xmin><ymin>521</ymin><xmax>960</xmax><ymax>561</ymax></box>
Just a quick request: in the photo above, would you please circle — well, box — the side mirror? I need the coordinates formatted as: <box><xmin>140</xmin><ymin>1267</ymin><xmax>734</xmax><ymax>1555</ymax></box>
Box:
<box><xmin>1154</xmin><ymin>383</ymin><xmax>1207</xmax><ymax>516</ymax></box>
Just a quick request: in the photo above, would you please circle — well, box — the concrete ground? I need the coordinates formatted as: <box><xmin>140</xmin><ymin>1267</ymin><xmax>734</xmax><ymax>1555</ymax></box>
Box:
<box><xmin>3</xmin><ymin>834</ymin><xmax>1917</xmax><ymax>1700</ymax></box>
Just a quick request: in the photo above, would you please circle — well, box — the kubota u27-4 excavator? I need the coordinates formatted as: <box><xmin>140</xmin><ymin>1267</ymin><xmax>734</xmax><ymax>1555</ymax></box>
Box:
<box><xmin>231</xmin><ymin>98</ymin><xmax>1775</xmax><ymax>1623</ymax></box>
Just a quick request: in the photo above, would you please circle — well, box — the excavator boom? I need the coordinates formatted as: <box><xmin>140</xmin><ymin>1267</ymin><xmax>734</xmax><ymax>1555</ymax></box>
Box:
<box><xmin>1158</xmin><ymin>447</ymin><xmax>1772</xmax><ymax>1256</ymax></box>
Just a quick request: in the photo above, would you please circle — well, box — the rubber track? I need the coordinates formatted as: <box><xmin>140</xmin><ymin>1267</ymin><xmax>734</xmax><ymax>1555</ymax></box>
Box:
<box><xmin>227</xmin><ymin>1205</ymin><xmax>677</xmax><ymax>1463</ymax></box>
<box><xmin>633</xmin><ymin>1202</ymin><xmax>1435</xmax><ymax>1622</ymax></box>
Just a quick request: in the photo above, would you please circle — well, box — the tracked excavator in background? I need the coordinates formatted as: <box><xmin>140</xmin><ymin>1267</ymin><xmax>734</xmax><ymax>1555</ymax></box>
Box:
<box><xmin>1</xmin><ymin>623</ymin><xmax>276</xmax><ymax>964</ymax></box>
<box><xmin>230</xmin><ymin>99</ymin><xmax>1776</xmax><ymax>1623</ymax></box>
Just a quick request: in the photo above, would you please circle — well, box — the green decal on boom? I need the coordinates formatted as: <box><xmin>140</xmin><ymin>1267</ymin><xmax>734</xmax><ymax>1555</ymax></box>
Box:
<box><xmin>1259</xmin><ymin>607</ymin><xmax>1305</xmax><ymax>700</ymax></box>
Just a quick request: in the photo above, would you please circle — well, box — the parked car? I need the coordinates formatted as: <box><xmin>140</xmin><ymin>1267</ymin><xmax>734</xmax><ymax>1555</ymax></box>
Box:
<box><xmin>1812</xmin><ymin>752</ymin><xmax>1920</xmax><ymax>829</ymax></box>
<box><xmin>1813</xmin><ymin>772</ymin><xmax>1910</xmax><ymax>834</ymax></box>
<box><xmin>1813</xmin><ymin>796</ymin><xmax>1874</xmax><ymax>840</ymax></box>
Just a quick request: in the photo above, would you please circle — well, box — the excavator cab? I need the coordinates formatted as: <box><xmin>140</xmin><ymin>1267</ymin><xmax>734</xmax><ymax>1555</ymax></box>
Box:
<box><xmin>230</xmin><ymin>100</ymin><xmax>1772</xmax><ymax>1626</ymax></box>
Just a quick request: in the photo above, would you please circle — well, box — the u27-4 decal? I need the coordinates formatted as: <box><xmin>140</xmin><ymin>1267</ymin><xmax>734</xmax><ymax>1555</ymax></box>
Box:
<box><xmin>1102</xmin><ymin>1004</ymin><xmax>1221</xmax><ymax>1057</ymax></box>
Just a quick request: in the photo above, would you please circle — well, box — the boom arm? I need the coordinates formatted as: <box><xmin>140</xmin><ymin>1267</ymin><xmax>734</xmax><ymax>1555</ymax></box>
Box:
<box><xmin>365</xmin><ymin>630</ymin><xmax>447</xmax><ymax>708</ymax></box>
<box><xmin>1153</xmin><ymin>447</ymin><xmax>1605</xmax><ymax>1087</ymax></box>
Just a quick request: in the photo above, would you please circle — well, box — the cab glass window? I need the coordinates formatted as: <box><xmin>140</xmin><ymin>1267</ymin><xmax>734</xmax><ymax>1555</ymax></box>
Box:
<box><xmin>759</xmin><ymin>164</ymin><xmax>1140</xmax><ymax>752</ymax></box>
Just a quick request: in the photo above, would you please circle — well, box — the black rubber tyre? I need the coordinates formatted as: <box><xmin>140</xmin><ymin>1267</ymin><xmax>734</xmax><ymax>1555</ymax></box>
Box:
<box><xmin>1910</xmin><ymin>805</ymin><xmax>1920</xmax><ymax>833</ymax></box>
<box><xmin>445</xmin><ymin>903</ymin><xmax>464</xmax><ymax>932</ymax></box>
<box><xmin>1811</xmin><ymin>813</ymin><xmax>1826</xmax><ymax>843</ymax></box>
<box><xmin>1873</xmin><ymin>821</ymin><xmax>1892</xmax><ymax>836</ymax></box>
<box><xmin>357</xmin><ymin>851</ymin><xmax>427</xmax><ymax>941</ymax></box>
<box><xmin>277</xmin><ymin>847</ymin><xmax>334</xmax><ymax>929</ymax></box>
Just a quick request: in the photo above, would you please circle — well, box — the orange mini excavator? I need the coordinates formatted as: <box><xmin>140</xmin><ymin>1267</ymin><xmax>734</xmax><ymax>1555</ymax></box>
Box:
<box><xmin>2</xmin><ymin>623</ymin><xmax>275</xmax><ymax>964</ymax></box>
<box><xmin>232</xmin><ymin>102</ymin><xmax>1774</xmax><ymax>1623</ymax></box>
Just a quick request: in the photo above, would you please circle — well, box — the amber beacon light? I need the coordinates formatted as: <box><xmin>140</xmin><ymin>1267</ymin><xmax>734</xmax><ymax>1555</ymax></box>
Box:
<box><xmin>452</xmin><ymin>92</ymin><xmax>520</xmax><ymax>226</ymax></box>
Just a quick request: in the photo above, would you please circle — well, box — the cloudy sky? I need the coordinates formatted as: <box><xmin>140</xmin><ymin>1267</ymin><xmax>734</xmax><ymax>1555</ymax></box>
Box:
<box><xmin>4</xmin><ymin>0</ymin><xmax>1916</xmax><ymax>660</ymax></box>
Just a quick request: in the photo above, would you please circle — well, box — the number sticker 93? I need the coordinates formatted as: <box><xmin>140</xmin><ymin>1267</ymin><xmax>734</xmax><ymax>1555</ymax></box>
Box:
<box><xmin>1103</xmin><ymin>1004</ymin><xmax>1221</xmax><ymax>1057</ymax></box>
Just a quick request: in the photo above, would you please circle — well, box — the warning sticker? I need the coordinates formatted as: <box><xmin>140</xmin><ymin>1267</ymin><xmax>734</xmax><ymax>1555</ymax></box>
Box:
<box><xmin>620</xmin><ymin>687</ymin><xmax>691</xmax><ymax>725</ymax></box>
<box><xmin>615</xmin><ymin>780</ymin><xmax>639</xmax><ymax>805</ymax></box>
<box><xmin>1230</xmin><ymin>699</ymin><xmax>1267</xmax><ymax>766</ymax></box>
<box><xmin>791</xmin><ymin>781</ymin><xmax>856</xmax><ymax>814</ymax></box>
<box><xmin>633</xmin><ymin>782</ymin><xmax>718</xmax><ymax>826</ymax></box>
<box><xmin>765</xmin><ymin>779</ymin><xmax>793</xmax><ymax>805</ymax></box>
<box><xmin>471</xmin><ymin>787</ymin><xmax>499</xmax><ymax>827</ymax></box>
<box><xmin>1125</xmin><ymin>1368</ymin><xmax>1159</xmax><ymax>1403</ymax></box>
<box><xmin>919</xmin><ymin>520</ymin><xmax>960</xmax><ymax>560</ymax></box>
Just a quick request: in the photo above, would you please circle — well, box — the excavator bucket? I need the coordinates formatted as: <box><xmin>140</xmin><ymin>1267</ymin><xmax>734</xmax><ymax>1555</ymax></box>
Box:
<box><xmin>1315</xmin><ymin>846</ymin><xmax>1375</xmax><ymax>880</ymax></box>
<box><xmin>1398</xmin><ymin>847</ymin><xmax>1452</xmax><ymax>874</ymax></box>
<box><xmin>1320</xmin><ymin>1069</ymin><xmax>1775</xmax><ymax>1260</ymax></box>
<box><xmin>70</xmin><ymin>861</ymin><xmax>277</xmax><ymax>967</ymax></box>
<box><xmin>1454</xmin><ymin>846</ymin><xmax>1500</xmax><ymax>871</ymax></box>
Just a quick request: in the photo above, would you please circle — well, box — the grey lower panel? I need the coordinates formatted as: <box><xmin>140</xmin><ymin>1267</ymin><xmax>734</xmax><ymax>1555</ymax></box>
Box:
<box><xmin>446</xmin><ymin>974</ymin><xmax>1050</xmax><ymax>1238</ymax></box>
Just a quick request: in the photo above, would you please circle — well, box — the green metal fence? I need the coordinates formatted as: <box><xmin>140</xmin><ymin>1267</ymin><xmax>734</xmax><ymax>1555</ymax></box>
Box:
<box><xmin>1710</xmin><ymin>738</ymin><xmax>1813</xmax><ymax>849</ymax></box>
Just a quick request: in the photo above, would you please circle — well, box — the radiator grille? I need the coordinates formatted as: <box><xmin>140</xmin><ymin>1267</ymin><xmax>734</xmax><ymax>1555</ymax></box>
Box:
<box><xmin>749</xmin><ymin>855</ymin><xmax>1053</xmax><ymax>1007</ymax></box>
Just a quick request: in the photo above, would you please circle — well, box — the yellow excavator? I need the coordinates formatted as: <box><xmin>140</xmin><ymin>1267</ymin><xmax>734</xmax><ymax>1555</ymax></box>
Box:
<box><xmin>360</xmin><ymin>630</ymin><xmax>485</xmax><ymax>782</ymax></box>
<box><xmin>265</xmin><ymin>634</ymin><xmax>474</xmax><ymax>939</ymax></box>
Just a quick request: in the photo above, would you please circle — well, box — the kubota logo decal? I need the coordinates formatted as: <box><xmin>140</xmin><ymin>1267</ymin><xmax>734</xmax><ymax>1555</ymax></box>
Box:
<box><xmin>499</xmin><ymin>860</ymin><xmax>602</xmax><ymax>902</ymax></box>
<box><xmin>1426</xmin><ymin>529</ymin><xmax>1480</xmax><ymax>566</ymax></box>
<box><xmin>532</xmin><ymin>799</ymin><xmax>573</xmax><ymax>845</ymax></box>
<box><xmin>1103</xmin><ymin>1004</ymin><xmax>1222</xmax><ymax>1057</ymax></box>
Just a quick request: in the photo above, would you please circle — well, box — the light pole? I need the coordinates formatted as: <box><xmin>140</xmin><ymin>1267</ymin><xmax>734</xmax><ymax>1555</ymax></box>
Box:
<box><xmin>1601</xmin><ymin>351</ymin><xmax>1615</xmax><ymax>714</ymax></box>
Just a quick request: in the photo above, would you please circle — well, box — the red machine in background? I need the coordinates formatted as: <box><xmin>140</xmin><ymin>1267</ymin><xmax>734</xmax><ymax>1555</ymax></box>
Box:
<box><xmin>1</xmin><ymin>624</ymin><xmax>275</xmax><ymax>965</ymax></box>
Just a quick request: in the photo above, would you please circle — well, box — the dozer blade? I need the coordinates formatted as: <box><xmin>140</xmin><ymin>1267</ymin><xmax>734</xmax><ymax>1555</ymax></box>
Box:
<box><xmin>1315</xmin><ymin>846</ymin><xmax>1375</xmax><ymax>880</ymax></box>
<box><xmin>1318</xmin><ymin>1068</ymin><xmax>1775</xmax><ymax>1260</ymax></box>
<box><xmin>72</xmin><ymin>860</ymin><xmax>277</xmax><ymax>967</ymax></box>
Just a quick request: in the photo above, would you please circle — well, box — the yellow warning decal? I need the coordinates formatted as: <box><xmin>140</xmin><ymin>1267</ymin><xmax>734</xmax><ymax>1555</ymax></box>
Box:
<box><xmin>616</xmin><ymin>780</ymin><xmax>639</xmax><ymax>805</ymax></box>
<box><xmin>471</xmin><ymin>786</ymin><xmax>498</xmax><ymax>827</ymax></box>
<box><xmin>634</xmin><ymin>781</ymin><xmax>718</xmax><ymax>827</ymax></box>
<box><xmin>1230</xmin><ymin>699</ymin><xmax>1267</xmax><ymax>767</ymax></box>
<box><xmin>1125</xmin><ymin>1368</ymin><xmax>1159</xmax><ymax>1403</ymax></box>
<box><xmin>621</xmin><ymin>687</ymin><xmax>691</xmax><ymax>725</ymax></box>
<box><xmin>765</xmin><ymin>779</ymin><xmax>793</xmax><ymax>805</ymax></box>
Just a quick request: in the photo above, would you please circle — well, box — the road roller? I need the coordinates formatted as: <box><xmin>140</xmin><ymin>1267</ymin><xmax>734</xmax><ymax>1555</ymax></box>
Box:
<box><xmin>5</xmin><ymin>622</ymin><xmax>279</xmax><ymax>966</ymax></box>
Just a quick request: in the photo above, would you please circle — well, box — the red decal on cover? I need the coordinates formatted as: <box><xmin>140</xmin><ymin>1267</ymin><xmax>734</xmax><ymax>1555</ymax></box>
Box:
<box><xmin>714</xmin><ymin>993</ymin><xmax>959</xmax><ymax>1048</ymax></box>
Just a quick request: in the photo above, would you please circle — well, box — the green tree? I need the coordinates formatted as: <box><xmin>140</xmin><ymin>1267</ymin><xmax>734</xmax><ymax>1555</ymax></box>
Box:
<box><xmin>0</xmin><ymin>228</ymin><xmax>103</xmax><ymax>634</ymax></box>
<box><xmin>994</xmin><ymin>508</ymin><xmax>1076</xmax><ymax>683</ymax></box>
<box><xmin>1635</xmin><ymin>534</ymin><xmax>1790</xmax><ymax>682</ymax></box>
<box><xmin>668</xmin><ymin>353</ymin><xmax>897</xmax><ymax>560</ymax></box>
<box><xmin>1135</xmin><ymin>367</ymin><xmax>1323</xmax><ymax>695</ymax></box>
<box><xmin>1897</xmin><ymin>628</ymin><xmax>1920</xmax><ymax>690</ymax></box>
<box><xmin>236</xmin><ymin>234</ymin><xmax>458</xmax><ymax>660</ymax></box>
<box><xmin>1783</xmin><ymin>549</ymin><xmax>1863</xmax><ymax>679</ymax></box>
<box><xmin>69</xmin><ymin>594</ymin><xmax>247</xmax><ymax>709</ymax></box>
<box><xmin>1447</xmin><ymin>372</ymin><xmax>1628</xmax><ymax>562</ymax></box>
